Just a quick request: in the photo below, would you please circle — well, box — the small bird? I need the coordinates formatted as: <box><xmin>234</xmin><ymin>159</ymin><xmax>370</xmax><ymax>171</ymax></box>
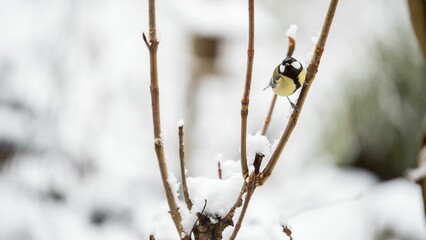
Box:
<box><xmin>264</xmin><ymin>57</ymin><xmax>306</xmax><ymax>109</ymax></box>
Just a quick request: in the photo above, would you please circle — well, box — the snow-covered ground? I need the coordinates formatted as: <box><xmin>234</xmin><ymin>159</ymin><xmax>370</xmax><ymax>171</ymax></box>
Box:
<box><xmin>0</xmin><ymin>0</ymin><xmax>425</xmax><ymax>239</ymax></box>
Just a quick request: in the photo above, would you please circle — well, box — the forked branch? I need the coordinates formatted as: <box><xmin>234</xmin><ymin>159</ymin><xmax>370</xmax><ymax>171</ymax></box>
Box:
<box><xmin>144</xmin><ymin>0</ymin><xmax>185</xmax><ymax>236</ymax></box>
<box><xmin>258</xmin><ymin>0</ymin><xmax>340</xmax><ymax>185</ymax></box>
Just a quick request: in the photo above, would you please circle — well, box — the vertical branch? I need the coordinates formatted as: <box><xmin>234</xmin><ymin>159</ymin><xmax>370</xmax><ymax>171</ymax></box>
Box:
<box><xmin>143</xmin><ymin>0</ymin><xmax>184</xmax><ymax>236</ymax></box>
<box><xmin>218</xmin><ymin>161</ymin><xmax>223</xmax><ymax>179</ymax></box>
<box><xmin>240</xmin><ymin>0</ymin><xmax>255</xmax><ymax>179</ymax></box>
<box><xmin>179</xmin><ymin>124</ymin><xmax>193</xmax><ymax>210</ymax></box>
<box><xmin>258</xmin><ymin>0</ymin><xmax>339</xmax><ymax>186</ymax></box>
<box><xmin>260</xmin><ymin>36</ymin><xmax>296</xmax><ymax>136</ymax></box>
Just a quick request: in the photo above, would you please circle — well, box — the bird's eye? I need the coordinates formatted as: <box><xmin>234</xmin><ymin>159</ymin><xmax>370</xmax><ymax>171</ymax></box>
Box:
<box><xmin>291</xmin><ymin>61</ymin><xmax>301</xmax><ymax>69</ymax></box>
<box><xmin>279</xmin><ymin>64</ymin><xmax>285</xmax><ymax>73</ymax></box>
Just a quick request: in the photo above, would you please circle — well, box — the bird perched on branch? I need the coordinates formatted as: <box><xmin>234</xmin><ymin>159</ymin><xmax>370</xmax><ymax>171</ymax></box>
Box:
<box><xmin>264</xmin><ymin>57</ymin><xmax>306</xmax><ymax>109</ymax></box>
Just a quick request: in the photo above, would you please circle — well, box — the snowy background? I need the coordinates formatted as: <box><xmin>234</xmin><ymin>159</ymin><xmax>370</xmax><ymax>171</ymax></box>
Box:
<box><xmin>0</xmin><ymin>0</ymin><xmax>425</xmax><ymax>239</ymax></box>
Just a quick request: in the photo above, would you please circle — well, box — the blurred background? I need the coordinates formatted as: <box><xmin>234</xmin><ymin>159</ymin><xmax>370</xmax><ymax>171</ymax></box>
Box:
<box><xmin>0</xmin><ymin>0</ymin><xmax>425</xmax><ymax>239</ymax></box>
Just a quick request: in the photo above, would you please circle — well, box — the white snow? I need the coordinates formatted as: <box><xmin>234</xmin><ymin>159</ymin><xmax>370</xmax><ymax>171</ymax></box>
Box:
<box><xmin>279</xmin><ymin>214</ymin><xmax>292</xmax><ymax>229</ymax></box>
<box><xmin>246</xmin><ymin>132</ymin><xmax>271</xmax><ymax>165</ymax></box>
<box><xmin>187</xmin><ymin>174</ymin><xmax>244</xmax><ymax>218</ymax></box>
<box><xmin>214</xmin><ymin>154</ymin><xmax>241</xmax><ymax>179</ymax></box>
<box><xmin>286</xmin><ymin>24</ymin><xmax>298</xmax><ymax>39</ymax></box>
<box><xmin>177</xmin><ymin>119</ymin><xmax>185</xmax><ymax>128</ymax></box>
<box><xmin>0</xmin><ymin>1</ymin><xmax>424</xmax><ymax>240</ymax></box>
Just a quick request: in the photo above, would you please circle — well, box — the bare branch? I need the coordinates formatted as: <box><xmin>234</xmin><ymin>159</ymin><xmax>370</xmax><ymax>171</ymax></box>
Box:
<box><xmin>221</xmin><ymin>180</ymin><xmax>248</xmax><ymax>227</ymax></box>
<box><xmin>229</xmin><ymin>154</ymin><xmax>264</xmax><ymax>240</ymax></box>
<box><xmin>260</xmin><ymin>94</ymin><xmax>277</xmax><ymax>136</ymax></box>
<box><xmin>240</xmin><ymin>0</ymin><xmax>255</xmax><ymax>179</ymax></box>
<box><xmin>142</xmin><ymin>32</ymin><xmax>150</xmax><ymax>48</ymax></box>
<box><xmin>258</xmin><ymin>0</ymin><xmax>340</xmax><ymax>186</ymax></box>
<box><xmin>179</xmin><ymin>124</ymin><xmax>193</xmax><ymax>210</ymax></box>
<box><xmin>286</xmin><ymin>37</ymin><xmax>296</xmax><ymax>58</ymax></box>
<box><xmin>144</xmin><ymin>0</ymin><xmax>184</xmax><ymax>236</ymax></box>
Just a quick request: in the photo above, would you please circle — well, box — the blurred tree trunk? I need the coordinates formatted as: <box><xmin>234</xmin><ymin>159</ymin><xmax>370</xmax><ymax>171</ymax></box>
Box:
<box><xmin>407</xmin><ymin>0</ymin><xmax>426</xmax><ymax>61</ymax></box>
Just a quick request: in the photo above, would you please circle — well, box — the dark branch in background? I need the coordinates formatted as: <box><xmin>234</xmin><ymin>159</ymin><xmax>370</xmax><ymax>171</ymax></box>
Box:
<box><xmin>258</xmin><ymin>0</ymin><xmax>339</xmax><ymax>185</ymax></box>
<box><xmin>143</xmin><ymin>0</ymin><xmax>185</xmax><ymax>236</ymax></box>
<box><xmin>260</xmin><ymin>35</ymin><xmax>296</xmax><ymax>136</ymax></box>
<box><xmin>408</xmin><ymin>0</ymin><xmax>426</xmax><ymax>219</ymax></box>
<box><xmin>179</xmin><ymin>124</ymin><xmax>193</xmax><ymax>210</ymax></box>
<box><xmin>407</xmin><ymin>0</ymin><xmax>426</xmax><ymax>62</ymax></box>
<box><xmin>240</xmin><ymin>0</ymin><xmax>255</xmax><ymax>179</ymax></box>
<box><xmin>417</xmin><ymin>121</ymin><xmax>426</xmax><ymax>219</ymax></box>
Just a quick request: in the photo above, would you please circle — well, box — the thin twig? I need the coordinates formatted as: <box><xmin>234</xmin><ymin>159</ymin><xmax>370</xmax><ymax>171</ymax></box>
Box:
<box><xmin>229</xmin><ymin>154</ymin><xmax>263</xmax><ymax>239</ymax></box>
<box><xmin>260</xmin><ymin>36</ymin><xmax>296</xmax><ymax>136</ymax></box>
<box><xmin>260</xmin><ymin>94</ymin><xmax>277</xmax><ymax>135</ymax></box>
<box><xmin>229</xmin><ymin>153</ymin><xmax>264</xmax><ymax>240</ymax></box>
<box><xmin>240</xmin><ymin>0</ymin><xmax>255</xmax><ymax>179</ymax></box>
<box><xmin>229</xmin><ymin>173</ymin><xmax>256</xmax><ymax>240</ymax></box>
<box><xmin>286</xmin><ymin>37</ymin><xmax>296</xmax><ymax>58</ymax></box>
<box><xmin>218</xmin><ymin>160</ymin><xmax>223</xmax><ymax>180</ymax></box>
<box><xmin>258</xmin><ymin>0</ymin><xmax>339</xmax><ymax>186</ymax></box>
<box><xmin>179</xmin><ymin>125</ymin><xmax>193</xmax><ymax>210</ymax></box>
<box><xmin>221</xmin><ymin>180</ymin><xmax>248</xmax><ymax>226</ymax></box>
<box><xmin>188</xmin><ymin>199</ymin><xmax>208</xmax><ymax>238</ymax></box>
<box><xmin>144</xmin><ymin>0</ymin><xmax>184</xmax><ymax>236</ymax></box>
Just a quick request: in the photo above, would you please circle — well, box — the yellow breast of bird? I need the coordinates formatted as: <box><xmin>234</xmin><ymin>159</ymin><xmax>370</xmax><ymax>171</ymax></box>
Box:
<box><xmin>273</xmin><ymin>76</ymin><xmax>297</xmax><ymax>96</ymax></box>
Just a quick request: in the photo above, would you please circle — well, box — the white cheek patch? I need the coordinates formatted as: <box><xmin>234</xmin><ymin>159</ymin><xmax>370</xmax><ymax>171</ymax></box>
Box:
<box><xmin>291</xmin><ymin>61</ymin><xmax>301</xmax><ymax>69</ymax></box>
<box><xmin>279</xmin><ymin>64</ymin><xmax>285</xmax><ymax>73</ymax></box>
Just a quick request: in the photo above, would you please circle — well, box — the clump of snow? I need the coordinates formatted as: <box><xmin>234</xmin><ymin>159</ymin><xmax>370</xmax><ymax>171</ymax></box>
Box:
<box><xmin>167</xmin><ymin>172</ymin><xmax>181</xmax><ymax>200</ymax></box>
<box><xmin>177</xmin><ymin>119</ymin><xmax>185</xmax><ymax>128</ymax></box>
<box><xmin>247</xmin><ymin>132</ymin><xmax>271</xmax><ymax>165</ymax></box>
<box><xmin>279</xmin><ymin>214</ymin><xmax>291</xmax><ymax>229</ymax></box>
<box><xmin>187</xmin><ymin>174</ymin><xmax>244</xmax><ymax>218</ymax></box>
<box><xmin>154</xmin><ymin>138</ymin><xmax>163</xmax><ymax>146</ymax></box>
<box><xmin>180</xmin><ymin>206</ymin><xmax>198</xmax><ymax>235</ymax></box>
<box><xmin>286</xmin><ymin>24</ymin><xmax>298</xmax><ymax>39</ymax></box>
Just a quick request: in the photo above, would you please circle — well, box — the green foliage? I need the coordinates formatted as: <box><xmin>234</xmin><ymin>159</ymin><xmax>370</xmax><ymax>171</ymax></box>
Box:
<box><xmin>326</xmin><ymin>30</ymin><xmax>426</xmax><ymax>180</ymax></box>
